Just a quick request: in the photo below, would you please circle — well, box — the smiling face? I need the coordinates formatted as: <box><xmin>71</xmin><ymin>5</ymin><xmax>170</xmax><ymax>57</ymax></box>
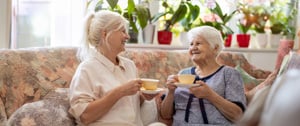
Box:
<box><xmin>188</xmin><ymin>35</ymin><xmax>218</xmax><ymax>63</ymax></box>
<box><xmin>105</xmin><ymin>26</ymin><xmax>130</xmax><ymax>54</ymax></box>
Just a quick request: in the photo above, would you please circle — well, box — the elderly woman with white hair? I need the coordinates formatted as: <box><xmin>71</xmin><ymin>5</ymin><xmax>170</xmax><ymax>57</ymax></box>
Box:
<box><xmin>160</xmin><ymin>26</ymin><xmax>247</xmax><ymax>125</ymax></box>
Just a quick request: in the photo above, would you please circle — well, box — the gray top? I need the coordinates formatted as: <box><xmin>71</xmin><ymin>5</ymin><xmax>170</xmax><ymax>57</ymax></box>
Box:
<box><xmin>172</xmin><ymin>66</ymin><xmax>246</xmax><ymax>126</ymax></box>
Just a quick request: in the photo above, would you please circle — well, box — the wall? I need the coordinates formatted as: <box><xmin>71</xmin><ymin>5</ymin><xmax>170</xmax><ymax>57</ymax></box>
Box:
<box><xmin>0</xmin><ymin>0</ymin><xmax>10</xmax><ymax>48</ymax></box>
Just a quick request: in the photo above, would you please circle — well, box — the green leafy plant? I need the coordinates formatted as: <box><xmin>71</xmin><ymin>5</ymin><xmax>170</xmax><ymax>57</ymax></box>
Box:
<box><xmin>195</xmin><ymin>1</ymin><xmax>236</xmax><ymax>38</ymax></box>
<box><xmin>268</xmin><ymin>0</ymin><xmax>297</xmax><ymax>38</ymax></box>
<box><xmin>179</xmin><ymin>1</ymin><xmax>200</xmax><ymax>32</ymax></box>
<box><xmin>91</xmin><ymin>0</ymin><xmax>153</xmax><ymax>33</ymax></box>
<box><xmin>152</xmin><ymin>1</ymin><xmax>188</xmax><ymax>31</ymax></box>
<box><xmin>237</xmin><ymin>20</ymin><xmax>251</xmax><ymax>34</ymax></box>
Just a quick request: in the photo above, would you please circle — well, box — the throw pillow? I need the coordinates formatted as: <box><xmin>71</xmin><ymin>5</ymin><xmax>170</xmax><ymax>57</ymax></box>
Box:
<box><xmin>7</xmin><ymin>88</ymin><xmax>75</xmax><ymax>126</ymax></box>
<box><xmin>235</xmin><ymin>65</ymin><xmax>260</xmax><ymax>92</ymax></box>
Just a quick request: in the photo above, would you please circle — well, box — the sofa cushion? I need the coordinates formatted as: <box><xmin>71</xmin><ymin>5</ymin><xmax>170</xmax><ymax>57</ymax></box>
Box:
<box><xmin>0</xmin><ymin>47</ymin><xmax>79</xmax><ymax>118</ymax></box>
<box><xmin>7</xmin><ymin>88</ymin><xmax>75</xmax><ymax>126</ymax></box>
<box><xmin>235</xmin><ymin>65</ymin><xmax>260</xmax><ymax>92</ymax></box>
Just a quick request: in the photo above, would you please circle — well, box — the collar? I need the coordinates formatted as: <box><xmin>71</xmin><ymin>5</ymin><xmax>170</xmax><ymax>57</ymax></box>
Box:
<box><xmin>92</xmin><ymin>49</ymin><xmax>126</xmax><ymax>72</ymax></box>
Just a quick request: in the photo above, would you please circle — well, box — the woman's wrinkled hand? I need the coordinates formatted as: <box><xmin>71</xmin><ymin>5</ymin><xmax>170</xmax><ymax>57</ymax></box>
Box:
<box><xmin>189</xmin><ymin>80</ymin><xmax>214</xmax><ymax>99</ymax></box>
<box><xmin>119</xmin><ymin>79</ymin><xmax>142</xmax><ymax>96</ymax></box>
<box><xmin>166</xmin><ymin>75</ymin><xmax>178</xmax><ymax>92</ymax></box>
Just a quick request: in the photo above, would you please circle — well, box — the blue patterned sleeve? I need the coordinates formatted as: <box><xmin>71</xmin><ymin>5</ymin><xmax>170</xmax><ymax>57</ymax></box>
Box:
<box><xmin>224</xmin><ymin>67</ymin><xmax>247</xmax><ymax>111</ymax></box>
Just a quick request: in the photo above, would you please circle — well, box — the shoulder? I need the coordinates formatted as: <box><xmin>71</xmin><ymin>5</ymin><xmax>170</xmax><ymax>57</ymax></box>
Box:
<box><xmin>222</xmin><ymin>66</ymin><xmax>240</xmax><ymax>75</ymax></box>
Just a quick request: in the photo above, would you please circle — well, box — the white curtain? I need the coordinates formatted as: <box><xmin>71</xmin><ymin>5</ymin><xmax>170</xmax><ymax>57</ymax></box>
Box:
<box><xmin>50</xmin><ymin>0</ymin><xmax>86</xmax><ymax>47</ymax></box>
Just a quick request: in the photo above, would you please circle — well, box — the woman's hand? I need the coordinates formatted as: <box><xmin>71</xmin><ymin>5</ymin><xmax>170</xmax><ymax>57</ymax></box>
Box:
<box><xmin>119</xmin><ymin>79</ymin><xmax>142</xmax><ymax>96</ymax></box>
<box><xmin>189</xmin><ymin>80</ymin><xmax>215</xmax><ymax>99</ymax></box>
<box><xmin>166</xmin><ymin>75</ymin><xmax>178</xmax><ymax>93</ymax></box>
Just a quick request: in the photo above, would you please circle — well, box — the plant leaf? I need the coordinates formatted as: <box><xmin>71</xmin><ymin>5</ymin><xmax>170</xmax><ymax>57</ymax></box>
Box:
<box><xmin>170</xmin><ymin>3</ymin><xmax>188</xmax><ymax>27</ymax></box>
<box><xmin>106</xmin><ymin>0</ymin><xmax>118</xmax><ymax>10</ymax></box>
<box><xmin>135</xmin><ymin>5</ymin><xmax>150</xmax><ymax>29</ymax></box>
<box><xmin>127</xmin><ymin>0</ymin><xmax>135</xmax><ymax>14</ymax></box>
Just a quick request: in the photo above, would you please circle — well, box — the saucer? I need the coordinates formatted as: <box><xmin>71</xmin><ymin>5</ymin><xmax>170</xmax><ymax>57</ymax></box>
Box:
<box><xmin>140</xmin><ymin>88</ymin><xmax>163</xmax><ymax>94</ymax></box>
<box><xmin>174</xmin><ymin>83</ymin><xmax>200</xmax><ymax>88</ymax></box>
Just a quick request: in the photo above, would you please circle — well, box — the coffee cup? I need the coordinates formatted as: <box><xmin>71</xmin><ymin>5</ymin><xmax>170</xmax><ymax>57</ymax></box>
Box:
<box><xmin>178</xmin><ymin>74</ymin><xmax>196</xmax><ymax>84</ymax></box>
<box><xmin>141</xmin><ymin>78</ymin><xmax>159</xmax><ymax>90</ymax></box>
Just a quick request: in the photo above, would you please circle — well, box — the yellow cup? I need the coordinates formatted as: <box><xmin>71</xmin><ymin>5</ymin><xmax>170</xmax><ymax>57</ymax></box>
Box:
<box><xmin>178</xmin><ymin>74</ymin><xmax>196</xmax><ymax>84</ymax></box>
<box><xmin>141</xmin><ymin>78</ymin><xmax>159</xmax><ymax>90</ymax></box>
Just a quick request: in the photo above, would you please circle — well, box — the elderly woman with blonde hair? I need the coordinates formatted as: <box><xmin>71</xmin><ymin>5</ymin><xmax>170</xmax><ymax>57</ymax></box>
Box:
<box><xmin>69</xmin><ymin>10</ymin><xmax>163</xmax><ymax>126</ymax></box>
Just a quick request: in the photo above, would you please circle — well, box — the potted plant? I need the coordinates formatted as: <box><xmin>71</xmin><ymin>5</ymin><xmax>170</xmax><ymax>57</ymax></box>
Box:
<box><xmin>152</xmin><ymin>1</ymin><xmax>188</xmax><ymax>45</ymax></box>
<box><xmin>194</xmin><ymin>1</ymin><xmax>236</xmax><ymax>47</ymax></box>
<box><xmin>92</xmin><ymin>0</ymin><xmax>153</xmax><ymax>43</ymax></box>
<box><xmin>179</xmin><ymin>1</ymin><xmax>200</xmax><ymax>45</ymax></box>
<box><xmin>236</xmin><ymin>19</ymin><xmax>252</xmax><ymax>48</ymax></box>
<box><xmin>267</xmin><ymin>1</ymin><xmax>297</xmax><ymax>49</ymax></box>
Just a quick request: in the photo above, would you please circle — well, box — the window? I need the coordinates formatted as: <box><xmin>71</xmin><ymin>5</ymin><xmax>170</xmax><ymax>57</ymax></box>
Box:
<box><xmin>11</xmin><ymin>0</ymin><xmax>85</xmax><ymax>48</ymax></box>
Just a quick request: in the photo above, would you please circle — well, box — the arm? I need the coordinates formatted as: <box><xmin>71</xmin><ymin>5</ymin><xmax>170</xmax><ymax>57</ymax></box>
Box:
<box><xmin>160</xmin><ymin>90</ymin><xmax>175</xmax><ymax>119</ymax></box>
<box><xmin>80</xmin><ymin>87</ymin><xmax>123</xmax><ymax>124</ymax></box>
<box><xmin>206</xmin><ymin>90</ymin><xmax>243</xmax><ymax>122</ymax></box>
<box><xmin>160</xmin><ymin>75</ymin><xmax>178</xmax><ymax>119</ymax></box>
<box><xmin>79</xmin><ymin>79</ymin><xmax>142</xmax><ymax>125</ymax></box>
<box><xmin>246</xmin><ymin>69</ymin><xmax>279</xmax><ymax>103</ymax></box>
<box><xmin>190</xmin><ymin>82</ymin><xmax>243</xmax><ymax>122</ymax></box>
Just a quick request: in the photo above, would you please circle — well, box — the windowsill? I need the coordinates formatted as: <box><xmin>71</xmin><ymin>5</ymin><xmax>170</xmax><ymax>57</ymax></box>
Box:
<box><xmin>125</xmin><ymin>44</ymin><xmax>278</xmax><ymax>53</ymax></box>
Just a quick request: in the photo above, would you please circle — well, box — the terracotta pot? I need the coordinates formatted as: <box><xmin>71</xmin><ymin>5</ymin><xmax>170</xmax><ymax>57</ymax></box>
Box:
<box><xmin>224</xmin><ymin>34</ymin><xmax>232</xmax><ymax>47</ymax></box>
<box><xmin>236</xmin><ymin>34</ymin><xmax>251</xmax><ymax>48</ymax></box>
<box><xmin>157</xmin><ymin>30</ymin><xmax>172</xmax><ymax>45</ymax></box>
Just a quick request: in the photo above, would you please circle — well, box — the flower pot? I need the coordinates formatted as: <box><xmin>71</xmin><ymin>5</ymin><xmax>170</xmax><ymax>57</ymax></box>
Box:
<box><xmin>255</xmin><ymin>33</ymin><xmax>268</xmax><ymax>49</ymax></box>
<box><xmin>224</xmin><ymin>34</ymin><xmax>232</xmax><ymax>47</ymax></box>
<box><xmin>268</xmin><ymin>34</ymin><xmax>282</xmax><ymax>49</ymax></box>
<box><xmin>128</xmin><ymin>27</ymin><xmax>138</xmax><ymax>43</ymax></box>
<box><xmin>236</xmin><ymin>34</ymin><xmax>251</xmax><ymax>48</ymax></box>
<box><xmin>275</xmin><ymin>39</ymin><xmax>294</xmax><ymax>69</ymax></box>
<box><xmin>142</xmin><ymin>24</ymin><xmax>155</xmax><ymax>44</ymax></box>
<box><xmin>157</xmin><ymin>30</ymin><xmax>172</xmax><ymax>45</ymax></box>
<box><xmin>180</xmin><ymin>32</ymin><xmax>189</xmax><ymax>46</ymax></box>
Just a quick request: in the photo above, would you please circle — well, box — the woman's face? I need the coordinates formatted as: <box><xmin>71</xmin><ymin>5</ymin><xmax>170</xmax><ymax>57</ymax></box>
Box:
<box><xmin>188</xmin><ymin>35</ymin><xmax>217</xmax><ymax>62</ymax></box>
<box><xmin>106</xmin><ymin>26</ymin><xmax>130</xmax><ymax>54</ymax></box>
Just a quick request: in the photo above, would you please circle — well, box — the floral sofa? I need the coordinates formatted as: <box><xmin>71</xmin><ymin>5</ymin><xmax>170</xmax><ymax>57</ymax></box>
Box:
<box><xmin>0</xmin><ymin>47</ymin><xmax>271</xmax><ymax>126</ymax></box>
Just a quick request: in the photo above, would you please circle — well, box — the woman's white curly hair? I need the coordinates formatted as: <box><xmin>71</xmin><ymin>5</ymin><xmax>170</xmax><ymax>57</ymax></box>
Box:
<box><xmin>187</xmin><ymin>26</ymin><xmax>224</xmax><ymax>54</ymax></box>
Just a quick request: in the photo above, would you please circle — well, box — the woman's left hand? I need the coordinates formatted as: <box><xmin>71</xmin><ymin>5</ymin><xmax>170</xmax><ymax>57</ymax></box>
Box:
<box><xmin>189</xmin><ymin>80</ymin><xmax>214</xmax><ymax>99</ymax></box>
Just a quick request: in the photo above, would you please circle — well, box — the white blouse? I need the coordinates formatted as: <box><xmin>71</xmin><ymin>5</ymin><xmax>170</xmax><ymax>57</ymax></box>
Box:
<box><xmin>69</xmin><ymin>50</ymin><xmax>143</xmax><ymax>126</ymax></box>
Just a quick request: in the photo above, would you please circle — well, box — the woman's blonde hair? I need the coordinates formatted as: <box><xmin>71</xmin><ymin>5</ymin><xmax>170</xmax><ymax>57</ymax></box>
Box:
<box><xmin>187</xmin><ymin>26</ymin><xmax>224</xmax><ymax>54</ymax></box>
<box><xmin>78</xmin><ymin>10</ymin><xmax>128</xmax><ymax>61</ymax></box>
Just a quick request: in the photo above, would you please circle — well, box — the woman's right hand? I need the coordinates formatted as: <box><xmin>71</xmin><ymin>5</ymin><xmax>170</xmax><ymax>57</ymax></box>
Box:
<box><xmin>118</xmin><ymin>79</ymin><xmax>142</xmax><ymax>96</ymax></box>
<box><xmin>166</xmin><ymin>75</ymin><xmax>178</xmax><ymax>93</ymax></box>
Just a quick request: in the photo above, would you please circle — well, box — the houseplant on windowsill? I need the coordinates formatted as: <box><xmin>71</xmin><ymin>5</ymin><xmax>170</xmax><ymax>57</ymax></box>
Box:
<box><xmin>178</xmin><ymin>1</ymin><xmax>200</xmax><ymax>46</ymax></box>
<box><xmin>93</xmin><ymin>0</ymin><xmax>153</xmax><ymax>43</ymax></box>
<box><xmin>152</xmin><ymin>1</ymin><xmax>188</xmax><ymax>45</ymax></box>
<box><xmin>236</xmin><ymin>19</ymin><xmax>252</xmax><ymax>48</ymax></box>
<box><xmin>195</xmin><ymin>1</ymin><xmax>236</xmax><ymax>47</ymax></box>
<box><xmin>267</xmin><ymin>0</ymin><xmax>297</xmax><ymax>49</ymax></box>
